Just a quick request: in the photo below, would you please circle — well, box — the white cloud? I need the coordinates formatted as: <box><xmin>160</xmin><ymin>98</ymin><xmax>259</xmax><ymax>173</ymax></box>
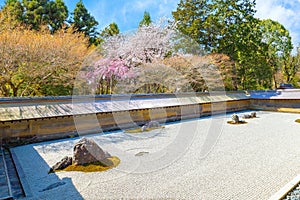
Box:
<box><xmin>255</xmin><ymin>0</ymin><xmax>300</xmax><ymax>50</ymax></box>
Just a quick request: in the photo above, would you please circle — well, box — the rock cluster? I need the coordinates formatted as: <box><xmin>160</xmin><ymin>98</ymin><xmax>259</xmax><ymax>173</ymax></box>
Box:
<box><xmin>242</xmin><ymin>112</ymin><xmax>257</xmax><ymax>119</ymax></box>
<box><xmin>49</xmin><ymin>138</ymin><xmax>111</xmax><ymax>173</ymax></box>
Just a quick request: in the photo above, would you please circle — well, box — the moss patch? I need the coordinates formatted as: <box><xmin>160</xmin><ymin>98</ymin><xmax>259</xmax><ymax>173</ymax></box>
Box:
<box><xmin>125</xmin><ymin>126</ymin><xmax>165</xmax><ymax>133</ymax></box>
<box><xmin>57</xmin><ymin>156</ymin><xmax>120</xmax><ymax>173</ymax></box>
<box><xmin>227</xmin><ymin>121</ymin><xmax>248</xmax><ymax>125</ymax></box>
<box><xmin>295</xmin><ymin>119</ymin><xmax>300</xmax><ymax>123</ymax></box>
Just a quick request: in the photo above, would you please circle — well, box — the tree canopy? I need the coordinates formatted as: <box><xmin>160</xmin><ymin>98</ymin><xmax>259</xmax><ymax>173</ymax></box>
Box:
<box><xmin>70</xmin><ymin>0</ymin><xmax>98</xmax><ymax>44</ymax></box>
<box><xmin>100</xmin><ymin>22</ymin><xmax>120</xmax><ymax>39</ymax></box>
<box><xmin>0</xmin><ymin>26</ymin><xmax>90</xmax><ymax>96</ymax></box>
<box><xmin>0</xmin><ymin>0</ymin><xmax>299</xmax><ymax>97</ymax></box>
<box><xmin>172</xmin><ymin>0</ymin><xmax>296</xmax><ymax>90</ymax></box>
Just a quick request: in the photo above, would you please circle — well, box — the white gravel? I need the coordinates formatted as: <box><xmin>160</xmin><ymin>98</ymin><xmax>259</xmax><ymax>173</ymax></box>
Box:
<box><xmin>12</xmin><ymin>111</ymin><xmax>300</xmax><ymax>200</ymax></box>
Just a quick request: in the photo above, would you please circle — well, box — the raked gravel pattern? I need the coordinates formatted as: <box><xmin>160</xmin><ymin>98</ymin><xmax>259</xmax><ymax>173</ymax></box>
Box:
<box><xmin>12</xmin><ymin>111</ymin><xmax>300</xmax><ymax>200</ymax></box>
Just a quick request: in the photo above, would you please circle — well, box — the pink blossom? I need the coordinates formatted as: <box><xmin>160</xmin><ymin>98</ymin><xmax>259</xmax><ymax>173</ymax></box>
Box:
<box><xmin>82</xmin><ymin>58</ymin><xmax>132</xmax><ymax>84</ymax></box>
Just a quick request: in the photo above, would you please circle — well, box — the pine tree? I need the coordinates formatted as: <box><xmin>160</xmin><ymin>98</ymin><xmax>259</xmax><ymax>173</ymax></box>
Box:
<box><xmin>22</xmin><ymin>0</ymin><xmax>48</xmax><ymax>30</ymax></box>
<box><xmin>139</xmin><ymin>11</ymin><xmax>152</xmax><ymax>27</ymax></box>
<box><xmin>172</xmin><ymin>0</ymin><xmax>211</xmax><ymax>50</ymax></box>
<box><xmin>1</xmin><ymin>0</ymin><xmax>24</xmax><ymax>23</ymax></box>
<box><xmin>70</xmin><ymin>0</ymin><xmax>99</xmax><ymax>44</ymax></box>
<box><xmin>45</xmin><ymin>0</ymin><xmax>68</xmax><ymax>32</ymax></box>
<box><xmin>100</xmin><ymin>22</ymin><xmax>119</xmax><ymax>38</ymax></box>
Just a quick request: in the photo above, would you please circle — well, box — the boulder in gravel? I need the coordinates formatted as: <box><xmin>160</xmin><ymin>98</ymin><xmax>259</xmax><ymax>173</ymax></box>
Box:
<box><xmin>73</xmin><ymin>138</ymin><xmax>111</xmax><ymax>166</ymax></box>
<box><xmin>231</xmin><ymin>114</ymin><xmax>239</xmax><ymax>124</ymax></box>
<box><xmin>243</xmin><ymin>114</ymin><xmax>251</xmax><ymax>119</ymax></box>
<box><xmin>251</xmin><ymin>112</ymin><xmax>256</xmax><ymax>118</ymax></box>
<box><xmin>242</xmin><ymin>112</ymin><xmax>257</xmax><ymax>119</ymax></box>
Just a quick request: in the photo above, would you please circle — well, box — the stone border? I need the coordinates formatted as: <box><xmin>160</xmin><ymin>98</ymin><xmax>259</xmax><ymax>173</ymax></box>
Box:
<box><xmin>10</xmin><ymin>149</ymin><xmax>33</xmax><ymax>198</ymax></box>
<box><xmin>268</xmin><ymin>174</ymin><xmax>300</xmax><ymax>200</ymax></box>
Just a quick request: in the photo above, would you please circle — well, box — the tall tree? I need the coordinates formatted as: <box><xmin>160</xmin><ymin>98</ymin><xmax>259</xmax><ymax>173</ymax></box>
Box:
<box><xmin>2</xmin><ymin>0</ymin><xmax>68</xmax><ymax>32</ymax></box>
<box><xmin>139</xmin><ymin>11</ymin><xmax>152</xmax><ymax>27</ymax></box>
<box><xmin>70</xmin><ymin>0</ymin><xmax>99</xmax><ymax>44</ymax></box>
<box><xmin>102</xmin><ymin>21</ymin><xmax>175</xmax><ymax>66</ymax></box>
<box><xmin>282</xmin><ymin>47</ymin><xmax>300</xmax><ymax>84</ymax></box>
<box><xmin>22</xmin><ymin>0</ymin><xmax>48</xmax><ymax>30</ymax></box>
<box><xmin>100</xmin><ymin>22</ymin><xmax>119</xmax><ymax>38</ymax></box>
<box><xmin>172</xmin><ymin>0</ymin><xmax>276</xmax><ymax>90</ymax></box>
<box><xmin>45</xmin><ymin>0</ymin><xmax>68</xmax><ymax>32</ymax></box>
<box><xmin>259</xmin><ymin>19</ymin><xmax>293</xmax><ymax>88</ymax></box>
<box><xmin>1</xmin><ymin>0</ymin><xmax>24</xmax><ymax>23</ymax></box>
<box><xmin>172</xmin><ymin>0</ymin><xmax>211</xmax><ymax>50</ymax></box>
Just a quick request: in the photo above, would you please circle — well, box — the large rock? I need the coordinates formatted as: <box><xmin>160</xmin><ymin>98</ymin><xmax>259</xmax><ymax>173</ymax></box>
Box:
<box><xmin>251</xmin><ymin>112</ymin><xmax>257</xmax><ymax>118</ymax></box>
<box><xmin>49</xmin><ymin>156</ymin><xmax>72</xmax><ymax>173</ymax></box>
<box><xmin>242</xmin><ymin>114</ymin><xmax>251</xmax><ymax>119</ymax></box>
<box><xmin>242</xmin><ymin>112</ymin><xmax>257</xmax><ymax>119</ymax></box>
<box><xmin>231</xmin><ymin>114</ymin><xmax>239</xmax><ymax>124</ymax></box>
<box><xmin>73</xmin><ymin>138</ymin><xmax>111</xmax><ymax>166</ymax></box>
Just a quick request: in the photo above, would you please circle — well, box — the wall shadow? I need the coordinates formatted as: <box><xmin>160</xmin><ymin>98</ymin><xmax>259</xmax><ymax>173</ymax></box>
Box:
<box><xmin>10</xmin><ymin>145</ymin><xmax>84</xmax><ymax>200</ymax></box>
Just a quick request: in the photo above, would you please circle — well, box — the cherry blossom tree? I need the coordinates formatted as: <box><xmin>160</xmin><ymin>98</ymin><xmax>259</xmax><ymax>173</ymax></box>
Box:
<box><xmin>79</xmin><ymin>20</ymin><xmax>214</xmax><ymax>95</ymax></box>
<box><xmin>101</xmin><ymin>20</ymin><xmax>176</xmax><ymax>67</ymax></box>
<box><xmin>82</xmin><ymin>58</ymin><xmax>133</xmax><ymax>94</ymax></box>
<box><xmin>80</xmin><ymin>21</ymin><xmax>178</xmax><ymax>94</ymax></box>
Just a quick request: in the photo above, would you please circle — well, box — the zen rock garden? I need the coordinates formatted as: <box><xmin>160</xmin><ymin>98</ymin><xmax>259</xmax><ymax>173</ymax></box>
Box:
<box><xmin>49</xmin><ymin>138</ymin><xmax>119</xmax><ymax>173</ymax></box>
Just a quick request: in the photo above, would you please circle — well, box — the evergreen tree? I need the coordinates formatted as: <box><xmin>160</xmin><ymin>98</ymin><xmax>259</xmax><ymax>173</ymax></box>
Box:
<box><xmin>283</xmin><ymin>47</ymin><xmax>300</xmax><ymax>84</ymax></box>
<box><xmin>172</xmin><ymin>0</ymin><xmax>278</xmax><ymax>90</ymax></box>
<box><xmin>172</xmin><ymin>0</ymin><xmax>210</xmax><ymax>49</ymax></box>
<box><xmin>100</xmin><ymin>22</ymin><xmax>119</xmax><ymax>38</ymax></box>
<box><xmin>2</xmin><ymin>0</ymin><xmax>24</xmax><ymax>22</ymax></box>
<box><xmin>139</xmin><ymin>11</ymin><xmax>152</xmax><ymax>27</ymax></box>
<box><xmin>45</xmin><ymin>0</ymin><xmax>68</xmax><ymax>32</ymax></box>
<box><xmin>70</xmin><ymin>0</ymin><xmax>99</xmax><ymax>44</ymax></box>
<box><xmin>259</xmin><ymin>19</ymin><xmax>293</xmax><ymax>87</ymax></box>
<box><xmin>22</xmin><ymin>0</ymin><xmax>48</xmax><ymax>30</ymax></box>
<box><xmin>2</xmin><ymin>0</ymin><xmax>68</xmax><ymax>32</ymax></box>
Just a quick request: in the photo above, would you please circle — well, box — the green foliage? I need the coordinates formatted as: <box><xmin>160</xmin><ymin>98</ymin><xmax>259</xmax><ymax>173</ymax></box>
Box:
<box><xmin>100</xmin><ymin>22</ymin><xmax>119</xmax><ymax>39</ymax></box>
<box><xmin>2</xmin><ymin>0</ymin><xmax>24</xmax><ymax>22</ymax></box>
<box><xmin>70</xmin><ymin>0</ymin><xmax>99</xmax><ymax>44</ymax></box>
<box><xmin>283</xmin><ymin>47</ymin><xmax>300</xmax><ymax>84</ymax></box>
<box><xmin>172</xmin><ymin>0</ymin><xmax>295</xmax><ymax>90</ymax></box>
<box><xmin>22</xmin><ymin>0</ymin><xmax>48</xmax><ymax>29</ymax></box>
<box><xmin>172</xmin><ymin>0</ymin><xmax>211</xmax><ymax>50</ymax></box>
<box><xmin>139</xmin><ymin>11</ymin><xmax>152</xmax><ymax>27</ymax></box>
<box><xmin>259</xmin><ymin>19</ymin><xmax>293</xmax><ymax>88</ymax></box>
<box><xmin>45</xmin><ymin>0</ymin><xmax>68</xmax><ymax>32</ymax></box>
<box><xmin>2</xmin><ymin>0</ymin><xmax>67</xmax><ymax>32</ymax></box>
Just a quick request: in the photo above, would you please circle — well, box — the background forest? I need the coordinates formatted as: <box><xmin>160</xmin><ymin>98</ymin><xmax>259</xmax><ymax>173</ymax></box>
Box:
<box><xmin>0</xmin><ymin>0</ymin><xmax>299</xmax><ymax>97</ymax></box>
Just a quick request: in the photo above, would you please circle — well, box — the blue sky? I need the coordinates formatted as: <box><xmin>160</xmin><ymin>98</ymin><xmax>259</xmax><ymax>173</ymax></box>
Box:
<box><xmin>0</xmin><ymin>0</ymin><xmax>300</xmax><ymax>49</ymax></box>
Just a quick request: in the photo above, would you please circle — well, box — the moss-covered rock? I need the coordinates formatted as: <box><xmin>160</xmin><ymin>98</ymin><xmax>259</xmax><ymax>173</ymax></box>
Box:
<box><xmin>57</xmin><ymin>156</ymin><xmax>120</xmax><ymax>173</ymax></box>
